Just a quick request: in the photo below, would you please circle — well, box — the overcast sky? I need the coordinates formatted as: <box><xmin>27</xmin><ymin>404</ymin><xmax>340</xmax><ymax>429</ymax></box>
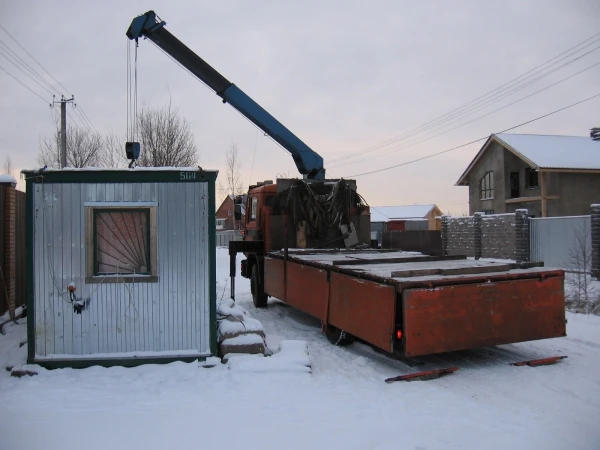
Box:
<box><xmin>1</xmin><ymin>0</ymin><xmax>599</xmax><ymax>213</ymax></box>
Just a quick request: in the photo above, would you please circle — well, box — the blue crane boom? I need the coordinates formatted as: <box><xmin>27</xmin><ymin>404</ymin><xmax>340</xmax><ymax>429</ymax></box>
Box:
<box><xmin>126</xmin><ymin>10</ymin><xmax>325</xmax><ymax>179</ymax></box>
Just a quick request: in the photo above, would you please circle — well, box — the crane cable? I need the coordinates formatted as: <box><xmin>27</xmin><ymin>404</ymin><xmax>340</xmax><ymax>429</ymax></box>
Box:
<box><xmin>126</xmin><ymin>39</ymin><xmax>131</xmax><ymax>142</ymax></box>
<box><xmin>134</xmin><ymin>40</ymin><xmax>139</xmax><ymax>142</ymax></box>
<box><xmin>126</xmin><ymin>39</ymin><xmax>140</xmax><ymax>143</ymax></box>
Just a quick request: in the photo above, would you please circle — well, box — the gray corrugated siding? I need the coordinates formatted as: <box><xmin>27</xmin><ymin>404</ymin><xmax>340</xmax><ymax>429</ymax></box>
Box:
<box><xmin>530</xmin><ymin>215</ymin><xmax>591</xmax><ymax>270</ymax></box>
<box><xmin>33</xmin><ymin>182</ymin><xmax>211</xmax><ymax>358</ymax></box>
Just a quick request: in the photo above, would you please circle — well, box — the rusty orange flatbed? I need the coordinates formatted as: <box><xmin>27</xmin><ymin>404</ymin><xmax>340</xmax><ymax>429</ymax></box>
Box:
<box><xmin>263</xmin><ymin>250</ymin><xmax>566</xmax><ymax>357</ymax></box>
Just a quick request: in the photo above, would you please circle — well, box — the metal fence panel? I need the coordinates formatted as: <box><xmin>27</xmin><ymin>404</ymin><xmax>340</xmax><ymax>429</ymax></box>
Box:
<box><xmin>530</xmin><ymin>215</ymin><xmax>591</xmax><ymax>270</ymax></box>
<box><xmin>216</xmin><ymin>230</ymin><xmax>243</xmax><ymax>247</ymax></box>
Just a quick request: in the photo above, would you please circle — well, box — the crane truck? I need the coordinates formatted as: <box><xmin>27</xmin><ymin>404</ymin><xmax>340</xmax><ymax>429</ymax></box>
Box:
<box><xmin>127</xmin><ymin>12</ymin><xmax>566</xmax><ymax>372</ymax></box>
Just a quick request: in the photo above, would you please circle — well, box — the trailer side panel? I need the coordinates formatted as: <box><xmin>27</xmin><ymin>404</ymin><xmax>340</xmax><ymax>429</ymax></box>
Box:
<box><xmin>402</xmin><ymin>275</ymin><xmax>566</xmax><ymax>357</ymax></box>
<box><xmin>329</xmin><ymin>272</ymin><xmax>396</xmax><ymax>352</ymax></box>
<box><xmin>264</xmin><ymin>258</ymin><xmax>329</xmax><ymax>319</ymax></box>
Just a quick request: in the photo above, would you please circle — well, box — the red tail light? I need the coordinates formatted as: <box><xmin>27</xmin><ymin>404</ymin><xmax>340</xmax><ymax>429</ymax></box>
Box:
<box><xmin>396</xmin><ymin>329</ymin><xmax>403</xmax><ymax>340</ymax></box>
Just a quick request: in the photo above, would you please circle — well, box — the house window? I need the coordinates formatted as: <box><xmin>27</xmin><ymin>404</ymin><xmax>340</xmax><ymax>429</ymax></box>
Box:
<box><xmin>482</xmin><ymin>210</ymin><xmax>494</xmax><ymax>215</ymax></box>
<box><xmin>480</xmin><ymin>172</ymin><xmax>494</xmax><ymax>200</ymax></box>
<box><xmin>525</xmin><ymin>168</ymin><xmax>539</xmax><ymax>189</ymax></box>
<box><xmin>228</xmin><ymin>210</ymin><xmax>232</xmax><ymax>216</ymax></box>
<box><xmin>216</xmin><ymin>218</ymin><xmax>227</xmax><ymax>230</ymax></box>
<box><xmin>86</xmin><ymin>207</ymin><xmax>157</xmax><ymax>283</ymax></box>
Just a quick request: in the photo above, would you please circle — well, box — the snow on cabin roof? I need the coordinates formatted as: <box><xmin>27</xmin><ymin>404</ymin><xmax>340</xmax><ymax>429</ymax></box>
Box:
<box><xmin>456</xmin><ymin>133</ymin><xmax>600</xmax><ymax>185</ymax></box>
<box><xmin>22</xmin><ymin>166</ymin><xmax>217</xmax><ymax>172</ymax></box>
<box><xmin>370</xmin><ymin>204</ymin><xmax>436</xmax><ymax>222</ymax></box>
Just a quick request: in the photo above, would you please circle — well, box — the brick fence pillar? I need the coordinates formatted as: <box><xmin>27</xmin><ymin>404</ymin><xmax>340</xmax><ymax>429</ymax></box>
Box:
<box><xmin>441</xmin><ymin>216</ymin><xmax>449</xmax><ymax>256</ymax></box>
<box><xmin>515</xmin><ymin>209</ymin><xmax>530</xmax><ymax>263</ymax></box>
<box><xmin>1</xmin><ymin>179</ymin><xmax>17</xmax><ymax>320</ymax></box>
<box><xmin>473</xmin><ymin>212</ymin><xmax>483</xmax><ymax>260</ymax></box>
<box><xmin>591</xmin><ymin>204</ymin><xmax>600</xmax><ymax>279</ymax></box>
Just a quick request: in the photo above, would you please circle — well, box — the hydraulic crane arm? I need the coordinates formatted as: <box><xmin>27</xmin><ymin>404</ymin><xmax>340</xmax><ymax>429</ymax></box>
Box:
<box><xmin>126</xmin><ymin>11</ymin><xmax>325</xmax><ymax>179</ymax></box>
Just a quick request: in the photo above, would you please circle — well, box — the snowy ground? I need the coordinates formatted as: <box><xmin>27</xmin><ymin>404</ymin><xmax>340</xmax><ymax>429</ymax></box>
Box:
<box><xmin>1</xmin><ymin>248</ymin><xmax>600</xmax><ymax>450</ymax></box>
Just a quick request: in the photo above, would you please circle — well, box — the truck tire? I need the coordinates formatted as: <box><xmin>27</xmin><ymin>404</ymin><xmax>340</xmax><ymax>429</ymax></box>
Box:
<box><xmin>325</xmin><ymin>325</ymin><xmax>355</xmax><ymax>346</ymax></box>
<box><xmin>251</xmin><ymin>264</ymin><xmax>268</xmax><ymax>308</ymax></box>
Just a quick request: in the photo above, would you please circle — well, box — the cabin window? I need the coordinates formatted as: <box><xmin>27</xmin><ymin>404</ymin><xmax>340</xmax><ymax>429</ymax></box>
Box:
<box><xmin>525</xmin><ymin>168</ymin><xmax>539</xmax><ymax>189</ymax></box>
<box><xmin>480</xmin><ymin>172</ymin><xmax>494</xmax><ymax>200</ymax></box>
<box><xmin>86</xmin><ymin>206</ymin><xmax>158</xmax><ymax>283</ymax></box>
<box><xmin>250</xmin><ymin>197</ymin><xmax>258</xmax><ymax>221</ymax></box>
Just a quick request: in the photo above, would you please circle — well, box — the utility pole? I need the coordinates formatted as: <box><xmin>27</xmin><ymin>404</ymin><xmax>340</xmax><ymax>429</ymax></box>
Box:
<box><xmin>52</xmin><ymin>95</ymin><xmax>75</xmax><ymax>168</ymax></box>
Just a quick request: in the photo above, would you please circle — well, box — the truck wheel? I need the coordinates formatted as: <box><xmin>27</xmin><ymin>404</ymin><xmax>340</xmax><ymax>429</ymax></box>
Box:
<box><xmin>325</xmin><ymin>325</ymin><xmax>355</xmax><ymax>346</ymax></box>
<box><xmin>251</xmin><ymin>264</ymin><xmax>268</xmax><ymax>308</ymax></box>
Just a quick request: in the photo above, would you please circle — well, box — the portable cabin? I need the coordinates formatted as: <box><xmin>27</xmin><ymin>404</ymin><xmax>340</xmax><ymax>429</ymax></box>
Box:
<box><xmin>22</xmin><ymin>168</ymin><xmax>217</xmax><ymax>368</ymax></box>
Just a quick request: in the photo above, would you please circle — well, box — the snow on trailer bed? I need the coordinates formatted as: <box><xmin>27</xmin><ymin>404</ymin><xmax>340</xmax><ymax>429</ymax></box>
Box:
<box><xmin>269</xmin><ymin>249</ymin><xmax>556</xmax><ymax>284</ymax></box>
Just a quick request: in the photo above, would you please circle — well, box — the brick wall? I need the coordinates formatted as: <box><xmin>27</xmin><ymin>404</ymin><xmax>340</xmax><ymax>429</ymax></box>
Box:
<box><xmin>446</xmin><ymin>216</ymin><xmax>474</xmax><ymax>256</ymax></box>
<box><xmin>443</xmin><ymin>212</ymin><xmax>519</xmax><ymax>260</ymax></box>
<box><xmin>481</xmin><ymin>214</ymin><xmax>516</xmax><ymax>259</ymax></box>
<box><xmin>1</xmin><ymin>181</ymin><xmax>16</xmax><ymax>318</ymax></box>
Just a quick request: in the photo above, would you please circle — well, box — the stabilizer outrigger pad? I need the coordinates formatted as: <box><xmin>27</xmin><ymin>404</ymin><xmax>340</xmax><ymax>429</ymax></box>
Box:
<box><xmin>509</xmin><ymin>355</ymin><xmax>567</xmax><ymax>367</ymax></box>
<box><xmin>385</xmin><ymin>367</ymin><xmax>459</xmax><ymax>383</ymax></box>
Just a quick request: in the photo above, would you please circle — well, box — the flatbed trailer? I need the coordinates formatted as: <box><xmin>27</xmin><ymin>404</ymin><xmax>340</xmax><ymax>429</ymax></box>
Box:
<box><xmin>257</xmin><ymin>249</ymin><xmax>566</xmax><ymax>357</ymax></box>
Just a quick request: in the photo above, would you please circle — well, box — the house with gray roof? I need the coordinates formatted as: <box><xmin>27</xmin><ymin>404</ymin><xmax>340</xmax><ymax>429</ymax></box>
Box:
<box><xmin>370</xmin><ymin>204</ymin><xmax>442</xmax><ymax>246</ymax></box>
<box><xmin>455</xmin><ymin>133</ymin><xmax>600</xmax><ymax>217</ymax></box>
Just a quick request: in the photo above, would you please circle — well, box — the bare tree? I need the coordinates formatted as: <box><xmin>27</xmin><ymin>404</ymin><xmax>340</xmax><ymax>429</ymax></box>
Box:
<box><xmin>2</xmin><ymin>155</ymin><xmax>13</xmax><ymax>176</ymax></box>
<box><xmin>218</xmin><ymin>144</ymin><xmax>244</xmax><ymax>199</ymax></box>
<box><xmin>564</xmin><ymin>222</ymin><xmax>599</xmax><ymax>314</ymax></box>
<box><xmin>136</xmin><ymin>99</ymin><xmax>198</xmax><ymax>167</ymax></box>
<box><xmin>102</xmin><ymin>132</ymin><xmax>130</xmax><ymax>169</ymax></box>
<box><xmin>38</xmin><ymin>125</ymin><xmax>104</xmax><ymax>168</ymax></box>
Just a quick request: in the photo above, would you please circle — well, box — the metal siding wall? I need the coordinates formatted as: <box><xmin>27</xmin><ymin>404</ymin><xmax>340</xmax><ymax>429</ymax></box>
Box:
<box><xmin>33</xmin><ymin>181</ymin><xmax>211</xmax><ymax>358</ymax></box>
<box><xmin>530</xmin><ymin>216</ymin><xmax>591</xmax><ymax>270</ymax></box>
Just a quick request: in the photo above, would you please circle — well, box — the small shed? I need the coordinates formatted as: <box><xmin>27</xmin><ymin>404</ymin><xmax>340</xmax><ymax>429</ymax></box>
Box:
<box><xmin>23</xmin><ymin>168</ymin><xmax>218</xmax><ymax>368</ymax></box>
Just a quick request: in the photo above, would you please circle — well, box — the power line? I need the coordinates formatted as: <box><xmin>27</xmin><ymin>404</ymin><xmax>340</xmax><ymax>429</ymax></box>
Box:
<box><xmin>0</xmin><ymin>22</ymin><xmax>70</xmax><ymax>95</ymax></box>
<box><xmin>69</xmin><ymin>106</ymin><xmax>94</xmax><ymax>133</ymax></box>
<box><xmin>332</xmin><ymin>42</ymin><xmax>600</xmax><ymax>167</ymax></box>
<box><xmin>0</xmin><ymin>22</ymin><xmax>102</xmax><ymax>136</ymax></box>
<box><xmin>331</xmin><ymin>60</ymin><xmax>600</xmax><ymax>169</ymax></box>
<box><xmin>0</xmin><ymin>39</ymin><xmax>58</xmax><ymax>94</ymax></box>
<box><xmin>330</xmin><ymin>32</ymin><xmax>600</xmax><ymax>165</ymax></box>
<box><xmin>0</xmin><ymin>46</ymin><xmax>57</xmax><ymax>96</ymax></box>
<box><xmin>0</xmin><ymin>65</ymin><xmax>50</xmax><ymax>104</ymax></box>
<box><xmin>331</xmin><ymin>34</ymin><xmax>600</xmax><ymax>164</ymax></box>
<box><xmin>344</xmin><ymin>92</ymin><xmax>600</xmax><ymax>178</ymax></box>
<box><xmin>76</xmin><ymin>105</ymin><xmax>99</xmax><ymax>134</ymax></box>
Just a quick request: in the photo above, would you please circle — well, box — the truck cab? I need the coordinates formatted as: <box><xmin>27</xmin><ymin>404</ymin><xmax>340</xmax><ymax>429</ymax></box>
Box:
<box><xmin>232</xmin><ymin>178</ymin><xmax>371</xmax><ymax>307</ymax></box>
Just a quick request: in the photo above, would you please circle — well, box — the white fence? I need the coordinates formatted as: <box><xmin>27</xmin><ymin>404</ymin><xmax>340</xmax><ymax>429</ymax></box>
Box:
<box><xmin>216</xmin><ymin>230</ymin><xmax>243</xmax><ymax>247</ymax></box>
<box><xmin>530</xmin><ymin>215</ymin><xmax>591</xmax><ymax>271</ymax></box>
